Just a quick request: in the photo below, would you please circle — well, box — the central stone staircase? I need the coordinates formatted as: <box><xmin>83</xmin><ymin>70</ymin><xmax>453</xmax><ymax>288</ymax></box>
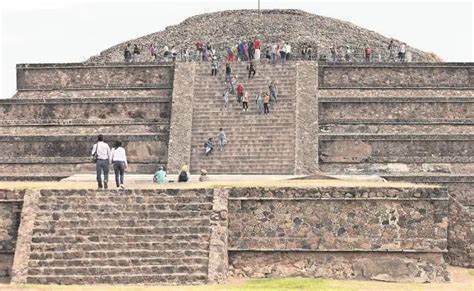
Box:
<box><xmin>190</xmin><ymin>62</ymin><xmax>297</xmax><ymax>174</ymax></box>
<box><xmin>26</xmin><ymin>189</ymin><xmax>213</xmax><ymax>284</ymax></box>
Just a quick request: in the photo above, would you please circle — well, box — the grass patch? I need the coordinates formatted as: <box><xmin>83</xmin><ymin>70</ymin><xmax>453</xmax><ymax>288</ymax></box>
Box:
<box><xmin>469</xmin><ymin>269</ymin><xmax>474</xmax><ymax>277</ymax></box>
<box><xmin>239</xmin><ymin>277</ymin><xmax>337</xmax><ymax>290</ymax></box>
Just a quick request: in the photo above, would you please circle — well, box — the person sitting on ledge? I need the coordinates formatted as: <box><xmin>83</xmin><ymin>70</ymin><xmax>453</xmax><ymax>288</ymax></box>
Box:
<box><xmin>204</xmin><ymin>138</ymin><xmax>214</xmax><ymax>156</ymax></box>
<box><xmin>199</xmin><ymin>169</ymin><xmax>209</xmax><ymax>182</ymax></box>
<box><xmin>153</xmin><ymin>166</ymin><xmax>168</xmax><ymax>184</ymax></box>
<box><xmin>178</xmin><ymin>165</ymin><xmax>189</xmax><ymax>183</ymax></box>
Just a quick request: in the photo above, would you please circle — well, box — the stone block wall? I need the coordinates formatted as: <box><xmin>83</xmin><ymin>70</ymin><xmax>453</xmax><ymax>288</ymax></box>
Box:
<box><xmin>227</xmin><ymin>186</ymin><xmax>450</xmax><ymax>282</ymax></box>
<box><xmin>0</xmin><ymin>190</ymin><xmax>23</xmax><ymax>283</ymax></box>
<box><xmin>318</xmin><ymin>63</ymin><xmax>474</xmax><ymax>88</ymax></box>
<box><xmin>166</xmin><ymin>63</ymin><xmax>196</xmax><ymax>174</ymax></box>
<box><xmin>445</xmin><ymin>197</ymin><xmax>473</xmax><ymax>267</ymax></box>
<box><xmin>17</xmin><ymin>63</ymin><xmax>174</xmax><ymax>90</ymax></box>
<box><xmin>294</xmin><ymin>62</ymin><xmax>319</xmax><ymax>174</ymax></box>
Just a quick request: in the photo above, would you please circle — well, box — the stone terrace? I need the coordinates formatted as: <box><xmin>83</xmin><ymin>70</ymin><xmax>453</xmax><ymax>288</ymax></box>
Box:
<box><xmin>1</xmin><ymin>63</ymin><xmax>175</xmax><ymax>180</ymax></box>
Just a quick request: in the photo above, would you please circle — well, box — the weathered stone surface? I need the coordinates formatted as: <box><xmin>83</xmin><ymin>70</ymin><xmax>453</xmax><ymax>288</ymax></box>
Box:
<box><xmin>228</xmin><ymin>252</ymin><xmax>449</xmax><ymax>282</ymax></box>
<box><xmin>320</xmin><ymin>99</ymin><xmax>474</xmax><ymax>121</ymax></box>
<box><xmin>11</xmin><ymin>190</ymin><xmax>40</xmax><ymax>284</ymax></box>
<box><xmin>319</xmin><ymin>63</ymin><xmax>473</xmax><ymax>88</ymax></box>
<box><xmin>208</xmin><ymin>189</ymin><xmax>229</xmax><ymax>283</ymax></box>
<box><xmin>294</xmin><ymin>62</ymin><xmax>319</xmax><ymax>174</ymax></box>
<box><xmin>318</xmin><ymin>88</ymin><xmax>474</xmax><ymax>97</ymax></box>
<box><xmin>229</xmin><ymin>199</ymin><xmax>448</xmax><ymax>251</ymax></box>
<box><xmin>166</xmin><ymin>62</ymin><xmax>195</xmax><ymax>174</ymax></box>
<box><xmin>0</xmin><ymin>202</ymin><xmax>22</xmax><ymax>253</ymax></box>
<box><xmin>14</xmin><ymin>89</ymin><xmax>171</xmax><ymax>99</ymax></box>
<box><xmin>445</xmin><ymin>197</ymin><xmax>474</xmax><ymax>267</ymax></box>
<box><xmin>17</xmin><ymin>63</ymin><xmax>174</xmax><ymax>90</ymax></box>
<box><xmin>319</xmin><ymin>135</ymin><xmax>474</xmax><ymax>164</ymax></box>
<box><xmin>89</xmin><ymin>9</ymin><xmax>439</xmax><ymax>64</ymax></box>
<box><xmin>0</xmin><ymin>97</ymin><xmax>171</xmax><ymax>121</ymax></box>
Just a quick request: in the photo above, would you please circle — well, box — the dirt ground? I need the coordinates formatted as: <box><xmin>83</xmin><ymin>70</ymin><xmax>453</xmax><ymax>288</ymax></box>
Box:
<box><xmin>0</xmin><ymin>267</ymin><xmax>472</xmax><ymax>291</ymax></box>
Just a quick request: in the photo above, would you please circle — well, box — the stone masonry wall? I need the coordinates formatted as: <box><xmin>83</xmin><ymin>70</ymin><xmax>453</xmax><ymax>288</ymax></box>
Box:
<box><xmin>294</xmin><ymin>62</ymin><xmax>319</xmax><ymax>174</ymax></box>
<box><xmin>319</xmin><ymin>63</ymin><xmax>473</xmax><ymax>88</ymax></box>
<box><xmin>0</xmin><ymin>190</ymin><xmax>23</xmax><ymax>283</ymax></box>
<box><xmin>445</xmin><ymin>197</ymin><xmax>474</xmax><ymax>267</ymax></box>
<box><xmin>0</xmin><ymin>98</ymin><xmax>171</xmax><ymax>121</ymax></box>
<box><xmin>17</xmin><ymin>63</ymin><xmax>174</xmax><ymax>90</ymax></box>
<box><xmin>228</xmin><ymin>187</ymin><xmax>448</xmax><ymax>252</ymax></box>
<box><xmin>166</xmin><ymin>62</ymin><xmax>196</xmax><ymax>174</ymax></box>
<box><xmin>227</xmin><ymin>186</ymin><xmax>449</xmax><ymax>282</ymax></box>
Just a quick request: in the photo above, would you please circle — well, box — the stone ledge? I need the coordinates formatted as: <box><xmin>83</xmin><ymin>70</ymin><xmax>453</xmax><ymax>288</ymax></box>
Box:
<box><xmin>0</xmin><ymin>119</ymin><xmax>170</xmax><ymax>126</ymax></box>
<box><xmin>228</xmin><ymin>248</ymin><xmax>448</xmax><ymax>253</ymax></box>
<box><xmin>320</xmin><ymin>119</ymin><xmax>473</xmax><ymax>125</ymax></box>
<box><xmin>0</xmin><ymin>133</ymin><xmax>168</xmax><ymax>142</ymax></box>
<box><xmin>320</xmin><ymin>86</ymin><xmax>474</xmax><ymax>90</ymax></box>
<box><xmin>0</xmin><ymin>97</ymin><xmax>171</xmax><ymax>105</ymax></box>
<box><xmin>17</xmin><ymin>62</ymin><xmax>174</xmax><ymax>69</ymax></box>
<box><xmin>17</xmin><ymin>85</ymin><xmax>173</xmax><ymax>91</ymax></box>
<box><xmin>0</xmin><ymin>157</ymin><xmax>166</xmax><ymax>164</ymax></box>
<box><xmin>319</xmin><ymin>62</ymin><xmax>474</xmax><ymax>68</ymax></box>
<box><xmin>319</xmin><ymin>133</ymin><xmax>474</xmax><ymax>141</ymax></box>
<box><xmin>319</xmin><ymin>96</ymin><xmax>474</xmax><ymax>102</ymax></box>
<box><xmin>228</xmin><ymin>187</ymin><xmax>447</xmax><ymax>199</ymax></box>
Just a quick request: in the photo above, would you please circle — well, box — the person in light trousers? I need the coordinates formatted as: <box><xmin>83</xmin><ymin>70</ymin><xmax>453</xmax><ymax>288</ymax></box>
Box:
<box><xmin>110</xmin><ymin>141</ymin><xmax>128</xmax><ymax>189</ymax></box>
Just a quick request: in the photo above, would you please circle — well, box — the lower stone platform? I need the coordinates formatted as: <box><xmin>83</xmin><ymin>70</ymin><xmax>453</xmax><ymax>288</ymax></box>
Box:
<box><xmin>0</xmin><ymin>180</ymin><xmax>461</xmax><ymax>285</ymax></box>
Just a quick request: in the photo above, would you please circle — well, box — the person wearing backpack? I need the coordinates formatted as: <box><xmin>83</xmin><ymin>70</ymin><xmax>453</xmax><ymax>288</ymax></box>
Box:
<box><xmin>178</xmin><ymin>165</ymin><xmax>189</xmax><ymax>182</ymax></box>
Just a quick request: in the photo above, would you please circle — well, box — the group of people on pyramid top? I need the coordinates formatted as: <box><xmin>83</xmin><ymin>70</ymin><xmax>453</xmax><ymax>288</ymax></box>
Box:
<box><xmin>326</xmin><ymin>39</ymin><xmax>408</xmax><ymax>63</ymax></box>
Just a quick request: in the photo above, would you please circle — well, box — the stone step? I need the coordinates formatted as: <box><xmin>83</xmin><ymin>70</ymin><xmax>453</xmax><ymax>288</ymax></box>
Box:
<box><xmin>29</xmin><ymin>249</ymin><xmax>209</xmax><ymax>260</ymax></box>
<box><xmin>30</xmin><ymin>241</ymin><xmax>210</xmax><ymax>253</ymax></box>
<box><xmin>27</xmin><ymin>264</ymin><xmax>208</xmax><ymax>276</ymax></box>
<box><xmin>25</xmin><ymin>272</ymin><xmax>207</xmax><ymax>285</ymax></box>
<box><xmin>38</xmin><ymin>189</ymin><xmax>213</xmax><ymax>198</ymax></box>
<box><xmin>28</xmin><ymin>256</ymin><xmax>208</xmax><ymax>268</ymax></box>
<box><xmin>34</xmin><ymin>217</ymin><xmax>210</xmax><ymax>228</ymax></box>
<box><xmin>37</xmin><ymin>202</ymin><xmax>213</xmax><ymax>212</ymax></box>
<box><xmin>38</xmin><ymin>195</ymin><xmax>213</xmax><ymax>204</ymax></box>
<box><xmin>32</xmin><ymin>226</ymin><xmax>211</xmax><ymax>237</ymax></box>
<box><xmin>34</xmin><ymin>210</ymin><xmax>213</xmax><ymax>221</ymax></box>
<box><xmin>30</xmin><ymin>234</ymin><xmax>210</xmax><ymax>245</ymax></box>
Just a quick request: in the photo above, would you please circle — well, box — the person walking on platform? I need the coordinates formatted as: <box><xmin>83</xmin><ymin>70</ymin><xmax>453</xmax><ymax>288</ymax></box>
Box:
<box><xmin>110</xmin><ymin>141</ymin><xmax>128</xmax><ymax>189</ymax></box>
<box><xmin>91</xmin><ymin>134</ymin><xmax>111</xmax><ymax>189</ymax></box>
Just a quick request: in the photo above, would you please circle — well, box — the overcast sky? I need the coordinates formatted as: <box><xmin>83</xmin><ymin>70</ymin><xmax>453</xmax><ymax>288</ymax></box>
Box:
<box><xmin>1</xmin><ymin>0</ymin><xmax>473</xmax><ymax>98</ymax></box>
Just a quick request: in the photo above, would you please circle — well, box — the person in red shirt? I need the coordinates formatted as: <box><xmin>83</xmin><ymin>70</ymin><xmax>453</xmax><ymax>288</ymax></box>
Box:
<box><xmin>195</xmin><ymin>40</ymin><xmax>204</xmax><ymax>61</ymax></box>
<box><xmin>254</xmin><ymin>38</ymin><xmax>261</xmax><ymax>61</ymax></box>
<box><xmin>236</xmin><ymin>83</ymin><xmax>244</xmax><ymax>103</ymax></box>
<box><xmin>263</xmin><ymin>93</ymin><xmax>270</xmax><ymax>114</ymax></box>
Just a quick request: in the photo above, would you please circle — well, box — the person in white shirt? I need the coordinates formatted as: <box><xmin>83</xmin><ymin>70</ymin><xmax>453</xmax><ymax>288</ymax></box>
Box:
<box><xmin>110</xmin><ymin>141</ymin><xmax>128</xmax><ymax>189</ymax></box>
<box><xmin>91</xmin><ymin>135</ymin><xmax>111</xmax><ymax>189</ymax></box>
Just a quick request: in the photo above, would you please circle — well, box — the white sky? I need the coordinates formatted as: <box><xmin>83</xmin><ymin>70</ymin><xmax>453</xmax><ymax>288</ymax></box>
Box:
<box><xmin>1</xmin><ymin>0</ymin><xmax>473</xmax><ymax>98</ymax></box>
